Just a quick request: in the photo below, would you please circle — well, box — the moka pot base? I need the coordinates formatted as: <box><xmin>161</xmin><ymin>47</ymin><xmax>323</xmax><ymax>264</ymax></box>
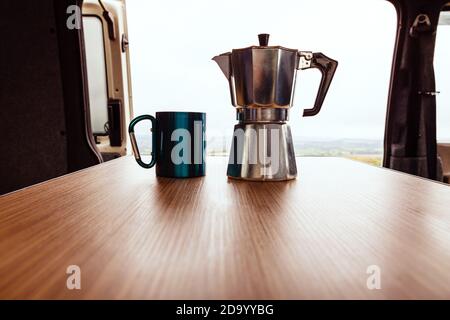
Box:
<box><xmin>227</xmin><ymin>108</ymin><xmax>297</xmax><ymax>181</ymax></box>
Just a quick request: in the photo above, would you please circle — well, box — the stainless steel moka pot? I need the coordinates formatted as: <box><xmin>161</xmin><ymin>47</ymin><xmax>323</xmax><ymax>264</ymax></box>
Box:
<box><xmin>213</xmin><ymin>34</ymin><xmax>338</xmax><ymax>181</ymax></box>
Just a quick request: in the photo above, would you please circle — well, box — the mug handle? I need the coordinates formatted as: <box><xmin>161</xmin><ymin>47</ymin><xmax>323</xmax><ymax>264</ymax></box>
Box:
<box><xmin>298</xmin><ymin>52</ymin><xmax>338</xmax><ymax>117</ymax></box>
<box><xmin>128</xmin><ymin>115</ymin><xmax>157</xmax><ymax>169</ymax></box>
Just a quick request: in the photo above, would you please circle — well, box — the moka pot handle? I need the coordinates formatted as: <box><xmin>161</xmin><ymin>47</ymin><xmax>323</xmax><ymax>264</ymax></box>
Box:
<box><xmin>298</xmin><ymin>52</ymin><xmax>338</xmax><ymax>117</ymax></box>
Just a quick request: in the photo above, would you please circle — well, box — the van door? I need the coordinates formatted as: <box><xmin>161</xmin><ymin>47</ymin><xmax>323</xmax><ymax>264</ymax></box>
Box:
<box><xmin>82</xmin><ymin>0</ymin><xmax>133</xmax><ymax>161</ymax></box>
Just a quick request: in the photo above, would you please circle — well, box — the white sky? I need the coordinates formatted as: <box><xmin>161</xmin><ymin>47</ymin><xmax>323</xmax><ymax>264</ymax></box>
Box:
<box><xmin>125</xmin><ymin>0</ymin><xmax>450</xmax><ymax>141</ymax></box>
<box><xmin>435</xmin><ymin>23</ymin><xmax>450</xmax><ymax>142</ymax></box>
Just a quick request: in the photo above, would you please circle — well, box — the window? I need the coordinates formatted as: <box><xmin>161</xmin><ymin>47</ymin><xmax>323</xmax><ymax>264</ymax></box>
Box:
<box><xmin>83</xmin><ymin>16</ymin><xmax>109</xmax><ymax>135</ymax></box>
<box><xmin>435</xmin><ymin>9</ymin><xmax>450</xmax><ymax>141</ymax></box>
<box><xmin>127</xmin><ymin>0</ymin><xmax>396</xmax><ymax>166</ymax></box>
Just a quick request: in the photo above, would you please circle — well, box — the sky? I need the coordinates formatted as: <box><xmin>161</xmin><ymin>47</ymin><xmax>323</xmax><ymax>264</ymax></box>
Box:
<box><xmin>125</xmin><ymin>0</ymin><xmax>450</xmax><ymax>141</ymax></box>
<box><xmin>435</xmin><ymin>20</ymin><xmax>450</xmax><ymax>142</ymax></box>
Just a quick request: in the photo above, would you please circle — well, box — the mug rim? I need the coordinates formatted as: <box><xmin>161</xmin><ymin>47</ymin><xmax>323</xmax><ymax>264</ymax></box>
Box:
<box><xmin>156</xmin><ymin>111</ymin><xmax>206</xmax><ymax>116</ymax></box>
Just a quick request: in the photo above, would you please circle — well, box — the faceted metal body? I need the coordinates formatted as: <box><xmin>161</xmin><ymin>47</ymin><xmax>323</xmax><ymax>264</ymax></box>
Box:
<box><xmin>227</xmin><ymin>123</ymin><xmax>297</xmax><ymax>181</ymax></box>
<box><xmin>213</xmin><ymin>45</ymin><xmax>303</xmax><ymax>110</ymax></box>
<box><xmin>232</xmin><ymin>46</ymin><xmax>298</xmax><ymax>108</ymax></box>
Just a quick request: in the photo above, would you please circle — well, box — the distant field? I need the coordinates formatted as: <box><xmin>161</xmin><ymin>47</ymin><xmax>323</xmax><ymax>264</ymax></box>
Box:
<box><xmin>345</xmin><ymin>155</ymin><xmax>382</xmax><ymax>167</ymax></box>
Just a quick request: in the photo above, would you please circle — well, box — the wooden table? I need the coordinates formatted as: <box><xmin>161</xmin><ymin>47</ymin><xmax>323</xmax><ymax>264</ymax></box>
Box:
<box><xmin>1</xmin><ymin>157</ymin><xmax>450</xmax><ymax>299</ymax></box>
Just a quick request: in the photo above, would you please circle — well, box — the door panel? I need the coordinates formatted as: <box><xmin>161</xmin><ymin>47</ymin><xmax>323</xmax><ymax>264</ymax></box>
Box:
<box><xmin>82</xmin><ymin>0</ymin><xmax>133</xmax><ymax>159</ymax></box>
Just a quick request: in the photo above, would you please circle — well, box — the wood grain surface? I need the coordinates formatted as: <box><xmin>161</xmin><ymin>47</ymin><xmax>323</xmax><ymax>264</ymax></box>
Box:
<box><xmin>1</xmin><ymin>156</ymin><xmax>450</xmax><ymax>299</ymax></box>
